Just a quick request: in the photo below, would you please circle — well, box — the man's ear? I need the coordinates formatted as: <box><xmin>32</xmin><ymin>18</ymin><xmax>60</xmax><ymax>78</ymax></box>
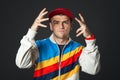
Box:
<box><xmin>49</xmin><ymin>23</ymin><xmax>53</xmax><ymax>31</ymax></box>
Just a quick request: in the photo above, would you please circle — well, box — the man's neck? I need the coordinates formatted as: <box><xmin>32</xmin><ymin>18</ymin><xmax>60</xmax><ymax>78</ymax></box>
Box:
<box><xmin>53</xmin><ymin>36</ymin><xmax>69</xmax><ymax>45</ymax></box>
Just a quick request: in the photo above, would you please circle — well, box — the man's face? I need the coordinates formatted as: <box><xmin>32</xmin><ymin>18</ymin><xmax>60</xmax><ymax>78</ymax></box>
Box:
<box><xmin>50</xmin><ymin>15</ymin><xmax>72</xmax><ymax>39</ymax></box>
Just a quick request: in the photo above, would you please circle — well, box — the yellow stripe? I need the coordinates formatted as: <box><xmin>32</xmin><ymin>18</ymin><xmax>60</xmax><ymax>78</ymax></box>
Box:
<box><xmin>61</xmin><ymin>46</ymin><xmax>84</xmax><ymax>62</ymax></box>
<box><xmin>35</xmin><ymin>46</ymin><xmax>83</xmax><ymax>71</ymax></box>
<box><xmin>52</xmin><ymin>65</ymin><xmax>80</xmax><ymax>80</ymax></box>
<box><xmin>35</xmin><ymin>56</ymin><xmax>59</xmax><ymax>70</ymax></box>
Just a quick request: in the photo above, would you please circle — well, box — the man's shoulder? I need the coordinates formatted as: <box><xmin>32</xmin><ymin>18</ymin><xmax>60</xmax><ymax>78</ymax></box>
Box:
<box><xmin>70</xmin><ymin>40</ymin><xmax>81</xmax><ymax>44</ymax></box>
<box><xmin>35</xmin><ymin>38</ymin><xmax>50</xmax><ymax>44</ymax></box>
<box><xmin>69</xmin><ymin>40</ymin><xmax>83</xmax><ymax>47</ymax></box>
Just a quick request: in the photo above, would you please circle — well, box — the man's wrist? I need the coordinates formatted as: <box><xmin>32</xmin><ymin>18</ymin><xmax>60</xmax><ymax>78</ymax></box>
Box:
<box><xmin>31</xmin><ymin>25</ymin><xmax>38</xmax><ymax>31</ymax></box>
<box><xmin>26</xmin><ymin>28</ymin><xmax>37</xmax><ymax>40</ymax></box>
<box><xmin>85</xmin><ymin>34</ymin><xmax>95</xmax><ymax>40</ymax></box>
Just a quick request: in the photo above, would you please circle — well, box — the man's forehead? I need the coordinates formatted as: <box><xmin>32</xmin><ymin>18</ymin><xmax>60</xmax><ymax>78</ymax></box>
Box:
<box><xmin>51</xmin><ymin>15</ymin><xmax>70</xmax><ymax>21</ymax></box>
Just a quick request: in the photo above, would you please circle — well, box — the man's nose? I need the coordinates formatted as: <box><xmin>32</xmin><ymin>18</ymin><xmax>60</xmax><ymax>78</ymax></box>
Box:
<box><xmin>59</xmin><ymin>22</ymin><xmax>64</xmax><ymax>29</ymax></box>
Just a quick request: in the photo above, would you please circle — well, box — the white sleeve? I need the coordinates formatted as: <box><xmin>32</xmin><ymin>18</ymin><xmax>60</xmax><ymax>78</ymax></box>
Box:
<box><xmin>15</xmin><ymin>29</ymin><xmax>39</xmax><ymax>69</ymax></box>
<box><xmin>79</xmin><ymin>39</ymin><xmax>101</xmax><ymax>75</ymax></box>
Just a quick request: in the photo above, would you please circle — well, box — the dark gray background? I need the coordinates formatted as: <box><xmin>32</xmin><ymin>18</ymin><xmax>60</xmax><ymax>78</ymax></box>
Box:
<box><xmin>1</xmin><ymin>0</ymin><xmax>119</xmax><ymax>80</ymax></box>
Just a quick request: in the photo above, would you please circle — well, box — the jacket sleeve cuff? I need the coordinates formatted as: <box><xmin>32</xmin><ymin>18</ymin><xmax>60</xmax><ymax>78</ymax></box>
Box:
<box><xmin>85</xmin><ymin>34</ymin><xmax>96</xmax><ymax>50</ymax></box>
<box><xmin>85</xmin><ymin>34</ymin><xmax>95</xmax><ymax>40</ymax></box>
<box><xmin>26</xmin><ymin>28</ymin><xmax>37</xmax><ymax>40</ymax></box>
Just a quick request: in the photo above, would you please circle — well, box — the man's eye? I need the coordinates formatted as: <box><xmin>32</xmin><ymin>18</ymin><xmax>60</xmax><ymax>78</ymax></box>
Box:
<box><xmin>53</xmin><ymin>21</ymin><xmax>59</xmax><ymax>24</ymax></box>
<box><xmin>63</xmin><ymin>21</ymin><xmax>69</xmax><ymax>24</ymax></box>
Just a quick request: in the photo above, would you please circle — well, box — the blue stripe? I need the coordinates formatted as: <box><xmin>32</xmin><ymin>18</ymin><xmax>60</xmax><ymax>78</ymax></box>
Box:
<box><xmin>61</xmin><ymin>59</ymin><xmax>79</xmax><ymax>75</ymax></box>
<box><xmin>36</xmin><ymin>38</ymin><xmax>59</xmax><ymax>62</ymax></box>
<box><xmin>33</xmin><ymin>69</ymin><xmax>58</xmax><ymax>80</ymax></box>
<box><xmin>63</xmin><ymin>41</ymin><xmax>82</xmax><ymax>55</ymax></box>
<box><xmin>35</xmin><ymin>38</ymin><xmax>82</xmax><ymax>62</ymax></box>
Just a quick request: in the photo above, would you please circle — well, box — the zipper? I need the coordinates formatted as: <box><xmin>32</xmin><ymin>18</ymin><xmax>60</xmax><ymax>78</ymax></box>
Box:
<box><xmin>56</xmin><ymin>44</ymin><xmax>60</xmax><ymax>80</ymax></box>
<box><xmin>57</xmin><ymin>44</ymin><xmax>67</xmax><ymax>80</ymax></box>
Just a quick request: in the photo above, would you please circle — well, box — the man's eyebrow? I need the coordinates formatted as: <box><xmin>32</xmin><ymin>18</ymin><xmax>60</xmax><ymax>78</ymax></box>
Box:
<box><xmin>65</xmin><ymin>19</ymin><xmax>70</xmax><ymax>21</ymax></box>
<box><xmin>51</xmin><ymin>20</ymin><xmax>59</xmax><ymax>22</ymax></box>
<box><xmin>52</xmin><ymin>19</ymin><xmax>70</xmax><ymax>22</ymax></box>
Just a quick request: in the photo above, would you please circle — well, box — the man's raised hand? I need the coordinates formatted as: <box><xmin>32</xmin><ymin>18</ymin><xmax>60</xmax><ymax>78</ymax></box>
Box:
<box><xmin>75</xmin><ymin>13</ymin><xmax>92</xmax><ymax>38</ymax></box>
<box><xmin>31</xmin><ymin>8</ymin><xmax>49</xmax><ymax>31</ymax></box>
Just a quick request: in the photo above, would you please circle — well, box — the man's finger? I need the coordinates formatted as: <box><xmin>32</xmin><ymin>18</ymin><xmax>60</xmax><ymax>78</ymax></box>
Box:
<box><xmin>76</xmin><ymin>31</ymin><xmax>83</xmax><ymax>37</ymax></box>
<box><xmin>75</xmin><ymin>17</ymin><xmax>80</xmax><ymax>23</ymax></box>
<box><xmin>40</xmin><ymin>18</ymin><xmax>49</xmax><ymax>22</ymax></box>
<box><xmin>79</xmin><ymin>13</ymin><xmax>85</xmax><ymax>22</ymax></box>
<box><xmin>40</xmin><ymin>11</ymin><xmax>48</xmax><ymax>17</ymax></box>
<box><xmin>75</xmin><ymin>17</ymin><xmax>83</xmax><ymax>26</ymax></box>
<box><xmin>76</xmin><ymin>27</ymin><xmax>82</xmax><ymax>33</ymax></box>
<box><xmin>37</xmin><ymin>11</ymin><xmax>48</xmax><ymax>19</ymax></box>
<box><xmin>38</xmin><ymin>24</ymin><xmax>47</xmax><ymax>28</ymax></box>
<box><xmin>39</xmin><ymin>8</ymin><xmax>47</xmax><ymax>16</ymax></box>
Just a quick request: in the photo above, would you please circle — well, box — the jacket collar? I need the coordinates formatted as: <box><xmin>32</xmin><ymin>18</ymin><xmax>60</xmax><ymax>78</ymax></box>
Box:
<box><xmin>49</xmin><ymin>33</ymin><xmax>72</xmax><ymax>45</ymax></box>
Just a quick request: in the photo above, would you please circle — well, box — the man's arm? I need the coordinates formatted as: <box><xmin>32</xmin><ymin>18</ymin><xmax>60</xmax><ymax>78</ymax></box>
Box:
<box><xmin>79</xmin><ymin>36</ymin><xmax>100</xmax><ymax>75</ymax></box>
<box><xmin>15</xmin><ymin>8</ymin><xmax>49</xmax><ymax>68</ymax></box>
<box><xmin>75</xmin><ymin>13</ymin><xmax>100</xmax><ymax>75</ymax></box>
<box><xmin>15</xmin><ymin>29</ymin><xmax>38</xmax><ymax>68</ymax></box>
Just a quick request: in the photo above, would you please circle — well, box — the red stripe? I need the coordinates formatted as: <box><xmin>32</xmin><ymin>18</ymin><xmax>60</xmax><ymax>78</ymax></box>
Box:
<box><xmin>34</xmin><ymin>49</ymin><xmax>82</xmax><ymax>78</ymax></box>
<box><xmin>34</xmin><ymin>62</ymin><xmax>58</xmax><ymax>78</ymax></box>
<box><xmin>85</xmin><ymin>34</ymin><xmax>95</xmax><ymax>40</ymax></box>
<box><xmin>61</xmin><ymin>49</ymin><xmax>82</xmax><ymax>68</ymax></box>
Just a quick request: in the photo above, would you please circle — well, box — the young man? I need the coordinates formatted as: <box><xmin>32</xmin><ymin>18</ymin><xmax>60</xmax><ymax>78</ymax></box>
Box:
<box><xmin>15</xmin><ymin>8</ymin><xmax>100</xmax><ymax>80</ymax></box>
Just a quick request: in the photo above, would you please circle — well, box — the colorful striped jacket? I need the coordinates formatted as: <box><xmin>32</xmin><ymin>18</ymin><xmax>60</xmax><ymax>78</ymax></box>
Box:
<box><xmin>34</xmin><ymin>36</ymin><xmax>83</xmax><ymax>80</ymax></box>
<box><xmin>15</xmin><ymin>29</ymin><xmax>100</xmax><ymax>80</ymax></box>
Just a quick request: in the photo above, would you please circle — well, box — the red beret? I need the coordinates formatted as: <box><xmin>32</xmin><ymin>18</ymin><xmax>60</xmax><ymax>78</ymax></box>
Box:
<box><xmin>48</xmin><ymin>8</ymin><xmax>74</xmax><ymax>20</ymax></box>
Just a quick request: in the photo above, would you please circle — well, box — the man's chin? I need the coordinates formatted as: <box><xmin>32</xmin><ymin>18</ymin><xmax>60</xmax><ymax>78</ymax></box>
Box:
<box><xmin>58</xmin><ymin>35</ymin><xmax>69</xmax><ymax>39</ymax></box>
<box><xmin>54</xmin><ymin>33</ymin><xmax>69</xmax><ymax>39</ymax></box>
